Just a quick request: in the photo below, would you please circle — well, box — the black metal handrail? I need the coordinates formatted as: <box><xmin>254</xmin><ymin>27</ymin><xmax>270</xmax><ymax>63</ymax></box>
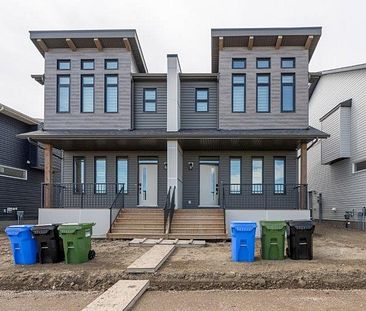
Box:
<box><xmin>109</xmin><ymin>184</ymin><xmax>125</xmax><ymax>233</ymax></box>
<box><xmin>167</xmin><ymin>186</ymin><xmax>176</xmax><ymax>234</ymax></box>
<box><xmin>164</xmin><ymin>186</ymin><xmax>172</xmax><ymax>232</ymax></box>
<box><xmin>222</xmin><ymin>184</ymin><xmax>308</xmax><ymax>210</ymax></box>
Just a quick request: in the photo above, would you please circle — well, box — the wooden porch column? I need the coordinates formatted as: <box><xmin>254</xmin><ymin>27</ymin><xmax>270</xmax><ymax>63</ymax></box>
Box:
<box><xmin>300</xmin><ymin>143</ymin><xmax>308</xmax><ymax>209</ymax></box>
<box><xmin>44</xmin><ymin>144</ymin><xmax>53</xmax><ymax>208</ymax></box>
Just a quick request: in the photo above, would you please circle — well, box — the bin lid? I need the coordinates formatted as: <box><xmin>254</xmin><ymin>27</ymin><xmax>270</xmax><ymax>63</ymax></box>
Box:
<box><xmin>287</xmin><ymin>220</ymin><xmax>314</xmax><ymax>230</ymax></box>
<box><xmin>231</xmin><ymin>221</ymin><xmax>257</xmax><ymax>232</ymax></box>
<box><xmin>31</xmin><ymin>224</ymin><xmax>58</xmax><ymax>235</ymax></box>
<box><xmin>5</xmin><ymin>225</ymin><xmax>34</xmax><ymax>235</ymax></box>
<box><xmin>260</xmin><ymin>221</ymin><xmax>286</xmax><ymax>230</ymax></box>
<box><xmin>58</xmin><ymin>223</ymin><xmax>95</xmax><ymax>234</ymax></box>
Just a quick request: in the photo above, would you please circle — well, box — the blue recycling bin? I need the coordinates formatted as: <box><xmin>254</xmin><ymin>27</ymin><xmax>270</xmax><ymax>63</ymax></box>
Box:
<box><xmin>5</xmin><ymin>225</ymin><xmax>38</xmax><ymax>265</ymax></box>
<box><xmin>231</xmin><ymin>221</ymin><xmax>257</xmax><ymax>262</ymax></box>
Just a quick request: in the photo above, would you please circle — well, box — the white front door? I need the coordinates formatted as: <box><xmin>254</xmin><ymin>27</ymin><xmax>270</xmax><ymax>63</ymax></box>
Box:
<box><xmin>199</xmin><ymin>164</ymin><xmax>219</xmax><ymax>206</ymax></box>
<box><xmin>138</xmin><ymin>164</ymin><xmax>158</xmax><ymax>206</ymax></box>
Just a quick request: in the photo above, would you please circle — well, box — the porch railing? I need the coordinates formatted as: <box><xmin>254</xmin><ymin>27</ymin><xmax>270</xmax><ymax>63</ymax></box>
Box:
<box><xmin>222</xmin><ymin>184</ymin><xmax>308</xmax><ymax>210</ymax></box>
<box><xmin>109</xmin><ymin>184</ymin><xmax>125</xmax><ymax>233</ymax></box>
<box><xmin>164</xmin><ymin>186</ymin><xmax>176</xmax><ymax>234</ymax></box>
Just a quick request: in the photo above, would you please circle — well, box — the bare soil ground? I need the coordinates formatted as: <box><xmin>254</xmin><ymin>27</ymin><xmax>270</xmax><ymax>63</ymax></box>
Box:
<box><xmin>1</xmin><ymin>223</ymin><xmax>366</xmax><ymax>291</ymax></box>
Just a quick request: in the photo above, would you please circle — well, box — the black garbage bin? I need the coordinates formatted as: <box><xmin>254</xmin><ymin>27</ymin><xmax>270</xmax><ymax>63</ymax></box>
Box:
<box><xmin>31</xmin><ymin>224</ymin><xmax>64</xmax><ymax>263</ymax></box>
<box><xmin>286</xmin><ymin>220</ymin><xmax>314</xmax><ymax>260</ymax></box>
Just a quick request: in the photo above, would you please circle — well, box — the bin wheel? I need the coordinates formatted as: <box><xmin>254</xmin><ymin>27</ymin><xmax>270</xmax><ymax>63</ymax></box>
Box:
<box><xmin>88</xmin><ymin>250</ymin><xmax>96</xmax><ymax>260</ymax></box>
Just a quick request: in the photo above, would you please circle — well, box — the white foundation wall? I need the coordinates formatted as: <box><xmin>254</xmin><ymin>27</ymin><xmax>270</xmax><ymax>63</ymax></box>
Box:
<box><xmin>225</xmin><ymin>209</ymin><xmax>310</xmax><ymax>237</ymax></box>
<box><xmin>39</xmin><ymin>208</ymin><xmax>113</xmax><ymax>238</ymax></box>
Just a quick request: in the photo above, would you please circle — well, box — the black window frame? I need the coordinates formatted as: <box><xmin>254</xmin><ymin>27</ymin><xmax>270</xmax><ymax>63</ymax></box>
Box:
<box><xmin>81</xmin><ymin>74</ymin><xmax>95</xmax><ymax>113</ymax></box>
<box><xmin>251</xmin><ymin>156</ymin><xmax>264</xmax><ymax>195</ymax></box>
<box><xmin>256</xmin><ymin>73</ymin><xmax>271</xmax><ymax>113</ymax></box>
<box><xmin>57</xmin><ymin>59</ymin><xmax>71</xmax><ymax>70</ymax></box>
<box><xmin>143</xmin><ymin>88</ymin><xmax>157</xmax><ymax>113</ymax></box>
<box><xmin>81</xmin><ymin>59</ymin><xmax>95</xmax><ymax>70</ymax></box>
<box><xmin>105</xmin><ymin>59</ymin><xmax>119</xmax><ymax>70</ymax></box>
<box><xmin>229</xmin><ymin>157</ymin><xmax>242</xmax><ymax>195</ymax></box>
<box><xmin>195</xmin><ymin>88</ymin><xmax>209</xmax><ymax>112</ymax></box>
<box><xmin>56</xmin><ymin>75</ymin><xmax>70</xmax><ymax>113</ymax></box>
<box><xmin>94</xmin><ymin>156</ymin><xmax>107</xmax><ymax>194</ymax></box>
<box><xmin>73</xmin><ymin>156</ymin><xmax>85</xmax><ymax>194</ymax></box>
<box><xmin>232</xmin><ymin>58</ymin><xmax>246</xmax><ymax>69</ymax></box>
<box><xmin>116</xmin><ymin>157</ymin><xmax>128</xmax><ymax>194</ymax></box>
<box><xmin>281</xmin><ymin>57</ymin><xmax>296</xmax><ymax>69</ymax></box>
<box><xmin>281</xmin><ymin>73</ymin><xmax>296</xmax><ymax>112</ymax></box>
<box><xmin>273</xmin><ymin>157</ymin><xmax>286</xmax><ymax>195</ymax></box>
<box><xmin>232</xmin><ymin>74</ymin><xmax>246</xmax><ymax>113</ymax></box>
<box><xmin>256</xmin><ymin>58</ymin><xmax>271</xmax><ymax>69</ymax></box>
<box><xmin>104</xmin><ymin>74</ymin><xmax>119</xmax><ymax>113</ymax></box>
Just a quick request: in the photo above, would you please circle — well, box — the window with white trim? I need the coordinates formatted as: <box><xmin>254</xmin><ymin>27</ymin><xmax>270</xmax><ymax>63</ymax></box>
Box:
<box><xmin>0</xmin><ymin>165</ymin><xmax>27</xmax><ymax>180</ymax></box>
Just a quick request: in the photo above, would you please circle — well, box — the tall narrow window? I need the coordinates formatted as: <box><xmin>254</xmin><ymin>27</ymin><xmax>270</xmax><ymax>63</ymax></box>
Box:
<box><xmin>256</xmin><ymin>74</ymin><xmax>270</xmax><ymax>112</ymax></box>
<box><xmin>143</xmin><ymin>88</ymin><xmax>157</xmax><ymax>112</ymax></box>
<box><xmin>57</xmin><ymin>75</ymin><xmax>70</xmax><ymax>112</ymax></box>
<box><xmin>281</xmin><ymin>74</ymin><xmax>295</xmax><ymax>112</ymax></box>
<box><xmin>232</xmin><ymin>74</ymin><xmax>245</xmax><ymax>112</ymax></box>
<box><xmin>73</xmin><ymin>157</ymin><xmax>85</xmax><ymax>193</ymax></box>
<box><xmin>252</xmin><ymin>157</ymin><xmax>263</xmax><ymax>194</ymax></box>
<box><xmin>81</xmin><ymin>75</ymin><xmax>94</xmax><ymax>112</ymax></box>
<box><xmin>116</xmin><ymin>157</ymin><xmax>128</xmax><ymax>193</ymax></box>
<box><xmin>105</xmin><ymin>75</ymin><xmax>118</xmax><ymax>112</ymax></box>
<box><xmin>274</xmin><ymin>157</ymin><xmax>286</xmax><ymax>194</ymax></box>
<box><xmin>94</xmin><ymin>157</ymin><xmax>106</xmax><ymax>194</ymax></box>
<box><xmin>195</xmin><ymin>88</ymin><xmax>209</xmax><ymax>112</ymax></box>
<box><xmin>230</xmin><ymin>158</ymin><xmax>241</xmax><ymax>194</ymax></box>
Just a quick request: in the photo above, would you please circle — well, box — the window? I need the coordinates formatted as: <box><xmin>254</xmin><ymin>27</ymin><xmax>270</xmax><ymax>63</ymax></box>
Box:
<box><xmin>274</xmin><ymin>157</ymin><xmax>286</xmax><ymax>194</ymax></box>
<box><xmin>256</xmin><ymin>74</ymin><xmax>270</xmax><ymax>112</ymax></box>
<box><xmin>143</xmin><ymin>88</ymin><xmax>157</xmax><ymax>112</ymax></box>
<box><xmin>195</xmin><ymin>88</ymin><xmax>209</xmax><ymax>112</ymax></box>
<box><xmin>57</xmin><ymin>60</ymin><xmax>70</xmax><ymax>70</ymax></box>
<box><xmin>105</xmin><ymin>75</ymin><xmax>118</xmax><ymax>112</ymax></box>
<box><xmin>230</xmin><ymin>158</ymin><xmax>241</xmax><ymax>194</ymax></box>
<box><xmin>94</xmin><ymin>157</ymin><xmax>106</xmax><ymax>194</ymax></box>
<box><xmin>73</xmin><ymin>157</ymin><xmax>85</xmax><ymax>193</ymax></box>
<box><xmin>81</xmin><ymin>59</ymin><xmax>94</xmax><ymax>70</ymax></box>
<box><xmin>57</xmin><ymin>75</ymin><xmax>70</xmax><ymax>113</ymax></box>
<box><xmin>81</xmin><ymin>75</ymin><xmax>94</xmax><ymax>112</ymax></box>
<box><xmin>116</xmin><ymin>158</ymin><xmax>128</xmax><ymax>193</ymax></box>
<box><xmin>232</xmin><ymin>58</ymin><xmax>246</xmax><ymax>69</ymax></box>
<box><xmin>281</xmin><ymin>74</ymin><xmax>295</xmax><ymax>112</ymax></box>
<box><xmin>353</xmin><ymin>160</ymin><xmax>366</xmax><ymax>173</ymax></box>
<box><xmin>0</xmin><ymin>164</ymin><xmax>27</xmax><ymax>180</ymax></box>
<box><xmin>256</xmin><ymin>58</ymin><xmax>270</xmax><ymax>69</ymax></box>
<box><xmin>281</xmin><ymin>58</ymin><xmax>295</xmax><ymax>68</ymax></box>
<box><xmin>105</xmin><ymin>59</ymin><xmax>118</xmax><ymax>70</ymax></box>
<box><xmin>232</xmin><ymin>74</ymin><xmax>246</xmax><ymax>112</ymax></box>
<box><xmin>252</xmin><ymin>157</ymin><xmax>263</xmax><ymax>194</ymax></box>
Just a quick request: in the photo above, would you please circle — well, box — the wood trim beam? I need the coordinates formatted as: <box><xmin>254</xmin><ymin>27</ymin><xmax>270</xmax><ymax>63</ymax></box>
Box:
<box><xmin>248</xmin><ymin>36</ymin><xmax>254</xmax><ymax>50</ymax></box>
<box><xmin>304</xmin><ymin>35</ymin><xmax>313</xmax><ymax>50</ymax></box>
<box><xmin>66</xmin><ymin>38</ymin><xmax>77</xmax><ymax>51</ymax></box>
<box><xmin>94</xmin><ymin>38</ymin><xmax>103</xmax><ymax>51</ymax></box>
<box><xmin>123</xmin><ymin>38</ymin><xmax>131</xmax><ymax>51</ymax></box>
<box><xmin>218</xmin><ymin>37</ymin><xmax>224</xmax><ymax>51</ymax></box>
<box><xmin>275</xmin><ymin>35</ymin><xmax>283</xmax><ymax>49</ymax></box>
<box><xmin>36</xmin><ymin>39</ymin><xmax>48</xmax><ymax>53</ymax></box>
<box><xmin>44</xmin><ymin>144</ymin><xmax>53</xmax><ymax>208</ymax></box>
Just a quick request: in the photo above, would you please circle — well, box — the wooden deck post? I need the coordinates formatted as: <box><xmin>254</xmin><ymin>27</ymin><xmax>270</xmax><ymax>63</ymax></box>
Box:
<box><xmin>300</xmin><ymin>143</ymin><xmax>308</xmax><ymax>209</ymax></box>
<box><xmin>44</xmin><ymin>144</ymin><xmax>53</xmax><ymax>208</ymax></box>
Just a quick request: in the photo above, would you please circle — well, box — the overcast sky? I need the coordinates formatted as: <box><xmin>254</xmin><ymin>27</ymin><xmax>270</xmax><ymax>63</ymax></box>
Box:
<box><xmin>0</xmin><ymin>0</ymin><xmax>365</xmax><ymax>118</ymax></box>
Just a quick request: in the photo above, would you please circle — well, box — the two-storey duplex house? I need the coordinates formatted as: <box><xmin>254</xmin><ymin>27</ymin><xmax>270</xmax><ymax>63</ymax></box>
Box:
<box><xmin>21</xmin><ymin>27</ymin><xmax>328</xmax><ymax>238</ymax></box>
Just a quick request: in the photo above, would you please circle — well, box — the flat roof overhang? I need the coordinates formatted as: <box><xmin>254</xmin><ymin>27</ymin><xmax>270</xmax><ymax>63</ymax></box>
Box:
<box><xmin>19</xmin><ymin>128</ymin><xmax>328</xmax><ymax>151</ymax></box>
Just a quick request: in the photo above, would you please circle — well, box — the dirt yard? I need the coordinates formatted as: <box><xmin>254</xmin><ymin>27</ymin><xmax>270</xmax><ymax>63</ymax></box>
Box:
<box><xmin>1</xmin><ymin>224</ymin><xmax>366</xmax><ymax>292</ymax></box>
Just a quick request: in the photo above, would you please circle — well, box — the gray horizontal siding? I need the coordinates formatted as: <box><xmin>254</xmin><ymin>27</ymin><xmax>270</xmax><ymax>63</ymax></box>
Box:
<box><xmin>134</xmin><ymin>81</ymin><xmax>167</xmax><ymax>129</ymax></box>
<box><xmin>180</xmin><ymin>81</ymin><xmax>218</xmax><ymax>129</ymax></box>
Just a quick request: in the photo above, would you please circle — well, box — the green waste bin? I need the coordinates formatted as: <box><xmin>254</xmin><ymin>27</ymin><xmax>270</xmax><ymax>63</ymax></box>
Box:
<box><xmin>57</xmin><ymin>223</ymin><xmax>95</xmax><ymax>264</ymax></box>
<box><xmin>260</xmin><ymin>221</ymin><xmax>286</xmax><ymax>260</ymax></box>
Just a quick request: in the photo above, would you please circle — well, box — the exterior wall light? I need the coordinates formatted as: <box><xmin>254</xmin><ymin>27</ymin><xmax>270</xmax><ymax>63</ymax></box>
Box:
<box><xmin>188</xmin><ymin>162</ymin><xmax>194</xmax><ymax>170</ymax></box>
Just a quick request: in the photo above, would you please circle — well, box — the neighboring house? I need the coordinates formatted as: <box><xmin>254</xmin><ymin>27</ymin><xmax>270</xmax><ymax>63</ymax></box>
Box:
<box><xmin>308</xmin><ymin>64</ymin><xmax>366</xmax><ymax>228</ymax></box>
<box><xmin>21</xmin><ymin>27</ymin><xmax>328</xmax><ymax>238</ymax></box>
<box><xmin>0</xmin><ymin>104</ymin><xmax>60</xmax><ymax>227</ymax></box>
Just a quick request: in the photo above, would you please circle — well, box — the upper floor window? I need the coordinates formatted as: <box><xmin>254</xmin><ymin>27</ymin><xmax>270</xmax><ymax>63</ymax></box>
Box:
<box><xmin>0</xmin><ymin>164</ymin><xmax>27</xmax><ymax>180</ymax></box>
<box><xmin>256</xmin><ymin>74</ymin><xmax>270</xmax><ymax>112</ymax></box>
<box><xmin>105</xmin><ymin>59</ymin><xmax>119</xmax><ymax>70</ymax></box>
<box><xmin>232</xmin><ymin>58</ymin><xmax>246</xmax><ymax>69</ymax></box>
<box><xmin>143</xmin><ymin>88</ymin><xmax>157</xmax><ymax>112</ymax></box>
<box><xmin>81</xmin><ymin>59</ymin><xmax>94</xmax><ymax>70</ymax></box>
<box><xmin>57</xmin><ymin>75</ymin><xmax>70</xmax><ymax>113</ymax></box>
<box><xmin>116</xmin><ymin>157</ymin><xmax>128</xmax><ymax>193</ymax></box>
<box><xmin>281</xmin><ymin>74</ymin><xmax>295</xmax><ymax>112</ymax></box>
<box><xmin>256</xmin><ymin>58</ymin><xmax>270</xmax><ymax>69</ymax></box>
<box><xmin>94</xmin><ymin>157</ymin><xmax>106</xmax><ymax>194</ymax></box>
<box><xmin>73</xmin><ymin>156</ymin><xmax>85</xmax><ymax>193</ymax></box>
<box><xmin>230</xmin><ymin>158</ymin><xmax>241</xmax><ymax>194</ymax></box>
<box><xmin>195</xmin><ymin>88</ymin><xmax>209</xmax><ymax>112</ymax></box>
<box><xmin>81</xmin><ymin>75</ymin><xmax>94</xmax><ymax>113</ymax></box>
<box><xmin>232</xmin><ymin>74</ymin><xmax>246</xmax><ymax>112</ymax></box>
<box><xmin>57</xmin><ymin>60</ymin><xmax>70</xmax><ymax>70</ymax></box>
<box><xmin>353</xmin><ymin>160</ymin><xmax>366</xmax><ymax>173</ymax></box>
<box><xmin>105</xmin><ymin>75</ymin><xmax>118</xmax><ymax>113</ymax></box>
<box><xmin>274</xmin><ymin>157</ymin><xmax>286</xmax><ymax>194</ymax></box>
<box><xmin>252</xmin><ymin>157</ymin><xmax>263</xmax><ymax>194</ymax></box>
<box><xmin>281</xmin><ymin>58</ymin><xmax>295</xmax><ymax>69</ymax></box>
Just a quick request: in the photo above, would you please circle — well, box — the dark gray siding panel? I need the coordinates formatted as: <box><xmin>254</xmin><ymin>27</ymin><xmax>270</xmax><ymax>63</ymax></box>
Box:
<box><xmin>180</xmin><ymin>81</ymin><xmax>218</xmax><ymax>129</ymax></box>
<box><xmin>134</xmin><ymin>81</ymin><xmax>167</xmax><ymax>129</ymax></box>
